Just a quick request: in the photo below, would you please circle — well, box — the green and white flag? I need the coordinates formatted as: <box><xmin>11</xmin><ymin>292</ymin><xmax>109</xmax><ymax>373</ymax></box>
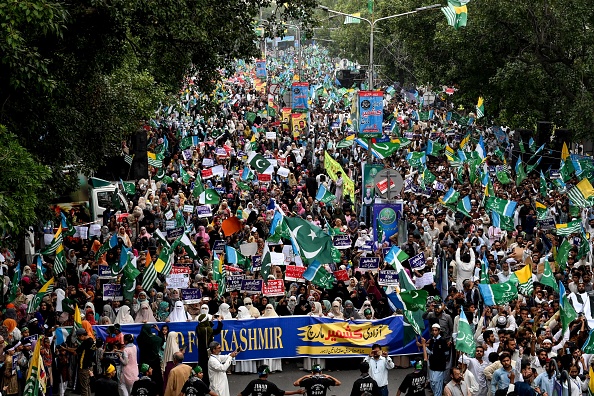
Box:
<box><xmin>456</xmin><ymin>309</ymin><xmax>476</xmax><ymax>356</ymax></box>
<box><xmin>303</xmin><ymin>260</ymin><xmax>335</xmax><ymax>289</ymax></box>
<box><xmin>248</xmin><ymin>153</ymin><xmax>272</xmax><ymax>173</ymax></box>
<box><xmin>124</xmin><ymin>154</ymin><xmax>134</xmax><ymax>166</ymax></box>
<box><xmin>540</xmin><ymin>259</ymin><xmax>559</xmax><ymax>292</ymax></box>
<box><xmin>27</xmin><ymin>277</ymin><xmax>54</xmax><ymax>314</ymax></box>
<box><xmin>261</xmin><ymin>244</ymin><xmax>273</xmax><ymax>283</ymax></box>
<box><xmin>120</xmin><ymin>179</ymin><xmax>136</xmax><ymax>195</ymax></box>
<box><xmin>315</xmin><ymin>184</ymin><xmax>336</xmax><ymax>204</ymax></box>
<box><xmin>199</xmin><ymin>189</ymin><xmax>220</xmax><ymax>205</ymax></box>
<box><xmin>41</xmin><ymin>225</ymin><xmax>63</xmax><ymax>255</ymax></box>
<box><xmin>556</xmin><ymin>239</ymin><xmax>572</xmax><ymax>270</ymax></box>
<box><xmin>385</xmin><ymin>246</ymin><xmax>410</xmax><ymax>272</ymax></box>
<box><xmin>141</xmin><ymin>262</ymin><xmax>158</xmax><ymax>292</ymax></box>
<box><xmin>398</xmin><ymin>289</ymin><xmax>428</xmax><ymax>311</ymax></box>
<box><xmin>179</xmin><ymin>166</ymin><xmax>191</xmax><ymax>184</ymax></box>
<box><xmin>556</xmin><ymin>220</ymin><xmax>582</xmax><ymax>236</ymax></box>
<box><xmin>23</xmin><ymin>333</ymin><xmax>44</xmax><ymax>396</ymax></box>
<box><xmin>177</xmin><ymin>233</ymin><xmax>198</xmax><ymax>259</ymax></box>
<box><xmin>285</xmin><ymin>216</ymin><xmax>335</xmax><ymax>265</ymax></box>
<box><xmin>53</xmin><ymin>243</ymin><xmax>67</xmax><ymax>275</ymax></box>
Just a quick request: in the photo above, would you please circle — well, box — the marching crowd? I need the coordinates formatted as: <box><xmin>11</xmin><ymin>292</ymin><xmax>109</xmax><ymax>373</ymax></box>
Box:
<box><xmin>3</xmin><ymin>43</ymin><xmax>594</xmax><ymax>396</ymax></box>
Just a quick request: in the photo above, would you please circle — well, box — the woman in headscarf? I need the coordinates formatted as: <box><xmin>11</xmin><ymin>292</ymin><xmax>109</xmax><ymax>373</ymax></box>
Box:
<box><xmin>156</xmin><ymin>301</ymin><xmax>170</xmax><ymax>322</ymax></box>
<box><xmin>114</xmin><ymin>305</ymin><xmax>135</xmax><ymax>324</ymax></box>
<box><xmin>309</xmin><ymin>302</ymin><xmax>324</xmax><ymax>317</ymax></box>
<box><xmin>102</xmin><ymin>305</ymin><xmax>116</xmax><ymax>324</ymax></box>
<box><xmin>259</xmin><ymin>305</ymin><xmax>282</xmax><ymax>372</ymax></box>
<box><xmin>275</xmin><ymin>298</ymin><xmax>291</xmax><ymax>316</ymax></box>
<box><xmin>343</xmin><ymin>300</ymin><xmax>362</xmax><ymax>320</ymax></box>
<box><xmin>167</xmin><ymin>301</ymin><xmax>191</xmax><ymax>322</ymax></box>
<box><xmin>82</xmin><ymin>319</ymin><xmax>95</xmax><ymax>339</ymax></box>
<box><xmin>118</xmin><ymin>226</ymin><xmax>133</xmax><ymax>248</ymax></box>
<box><xmin>199</xmin><ymin>304</ymin><xmax>211</xmax><ymax>320</ymax></box>
<box><xmin>235</xmin><ymin>307</ymin><xmax>257</xmax><ymax>374</ymax></box>
<box><xmin>3</xmin><ymin>319</ymin><xmax>21</xmax><ymax>342</ymax></box>
<box><xmin>85</xmin><ymin>309</ymin><xmax>97</xmax><ymax>325</ymax></box>
<box><xmin>294</xmin><ymin>294</ymin><xmax>311</xmax><ymax>315</ymax></box>
<box><xmin>119</xmin><ymin>333</ymin><xmax>139</xmax><ymax>396</ymax></box>
<box><xmin>195</xmin><ymin>314</ymin><xmax>223</xmax><ymax>386</ymax></box>
<box><xmin>216</xmin><ymin>303</ymin><xmax>232</xmax><ymax>319</ymax></box>
<box><xmin>35</xmin><ymin>301</ymin><xmax>56</xmax><ymax>330</ymax></box>
<box><xmin>243</xmin><ymin>297</ymin><xmax>260</xmax><ymax>318</ymax></box>
<box><xmin>135</xmin><ymin>301</ymin><xmax>157</xmax><ymax>323</ymax></box>
<box><xmin>327</xmin><ymin>301</ymin><xmax>344</xmax><ymax>319</ymax></box>
<box><xmin>195</xmin><ymin>226</ymin><xmax>210</xmax><ymax>244</ymax></box>
<box><xmin>137</xmin><ymin>324</ymin><xmax>164</xmax><ymax>394</ymax></box>
<box><xmin>151</xmin><ymin>292</ymin><xmax>165</xmax><ymax>315</ymax></box>
<box><xmin>287</xmin><ymin>296</ymin><xmax>297</xmax><ymax>315</ymax></box>
<box><xmin>358</xmin><ymin>300</ymin><xmax>375</xmax><ymax>318</ymax></box>
<box><xmin>3</xmin><ymin>347</ymin><xmax>19</xmax><ymax>396</ymax></box>
<box><xmin>161</xmin><ymin>331</ymin><xmax>180</xmax><ymax>393</ymax></box>
<box><xmin>321</xmin><ymin>300</ymin><xmax>332</xmax><ymax>316</ymax></box>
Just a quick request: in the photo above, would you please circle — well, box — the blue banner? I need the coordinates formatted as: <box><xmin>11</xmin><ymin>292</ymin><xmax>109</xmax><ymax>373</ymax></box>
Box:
<box><xmin>358</xmin><ymin>91</ymin><xmax>383</xmax><ymax>136</ymax></box>
<box><xmin>291</xmin><ymin>82</ymin><xmax>309</xmax><ymax>112</ymax></box>
<box><xmin>93</xmin><ymin>316</ymin><xmax>426</xmax><ymax>362</ymax></box>
<box><xmin>373</xmin><ymin>202</ymin><xmax>403</xmax><ymax>246</ymax></box>
<box><xmin>255</xmin><ymin>60</ymin><xmax>267</xmax><ymax>79</ymax></box>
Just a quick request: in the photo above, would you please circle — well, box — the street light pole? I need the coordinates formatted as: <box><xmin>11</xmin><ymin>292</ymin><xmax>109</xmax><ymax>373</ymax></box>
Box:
<box><xmin>319</xmin><ymin>4</ymin><xmax>441</xmax><ymax>90</ymax></box>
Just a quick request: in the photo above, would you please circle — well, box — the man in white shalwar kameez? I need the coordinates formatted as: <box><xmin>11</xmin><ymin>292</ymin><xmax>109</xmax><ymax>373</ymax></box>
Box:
<box><xmin>208</xmin><ymin>341</ymin><xmax>240</xmax><ymax>396</ymax></box>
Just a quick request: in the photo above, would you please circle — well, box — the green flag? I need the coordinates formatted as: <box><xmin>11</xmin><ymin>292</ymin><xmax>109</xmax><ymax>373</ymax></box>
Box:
<box><xmin>578</xmin><ymin>233</ymin><xmax>590</xmax><ymax>259</ymax></box>
<box><xmin>261</xmin><ymin>244</ymin><xmax>272</xmax><ymax>283</ymax></box>
<box><xmin>398</xmin><ymin>289</ymin><xmax>428</xmax><ymax>311</ymax></box>
<box><xmin>23</xmin><ymin>333</ymin><xmax>43</xmax><ymax>396</ymax></box>
<box><xmin>303</xmin><ymin>260</ymin><xmax>335</xmax><ymax>289</ymax></box>
<box><xmin>179</xmin><ymin>167</ymin><xmax>191</xmax><ymax>184</ymax></box>
<box><xmin>496</xmin><ymin>168</ymin><xmax>512</xmax><ymax>185</ymax></box>
<box><xmin>561</xmin><ymin>294</ymin><xmax>577</xmax><ymax>334</ymax></box>
<box><xmin>27</xmin><ymin>277</ymin><xmax>54</xmax><ymax>314</ymax></box>
<box><xmin>192</xmin><ymin>174</ymin><xmax>205</xmax><ymax>198</ymax></box>
<box><xmin>556</xmin><ymin>220</ymin><xmax>582</xmax><ymax>236</ymax></box>
<box><xmin>199</xmin><ymin>189</ymin><xmax>220</xmax><ymax>205</ymax></box>
<box><xmin>455</xmin><ymin>310</ymin><xmax>476</xmax><ymax>357</ymax></box>
<box><xmin>249</xmin><ymin>153</ymin><xmax>272</xmax><ymax>173</ymax></box>
<box><xmin>285</xmin><ymin>216</ymin><xmax>335</xmax><ymax>265</ymax></box>
<box><xmin>120</xmin><ymin>180</ymin><xmax>136</xmax><ymax>195</ymax></box>
<box><xmin>540</xmin><ymin>260</ymin><xmax>559</xmax><ymax>292</ymax></box>
<box><xmin>519</xmin><ymin>140</ymin><xmax>525</xmax><ymax>153</ymax></box>
<box><xmin>123</xmin><ymin>262</ymin><xmax>141</xmax><ymax>282</ymax></box>
<box><xmin>516</xmin><ymin>159</ymin><xmax>527</xmax><ymax>186</ymax></box>
<box><xmin>540</xmin><ymin>171</ymin><xmax>548</xmax><ymax>198</ymax></box>
<box><xmin>560</xmin><ymin>159</ymin><xmax>574</xmax><ymax>182</ymax></box>
<box><xmin>556</xmin><ymin>239</ymin><xmax>572</xmax><ymax>270</ymax></box>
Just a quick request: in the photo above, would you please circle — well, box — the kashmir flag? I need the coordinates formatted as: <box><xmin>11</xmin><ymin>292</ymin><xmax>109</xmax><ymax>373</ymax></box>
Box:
<box><xmin>567</xmin><ymin>178</ymin><xmax>594</xmax><ymax>208</ymax></box>
<box><xmin>248</xmin><ymin>153</ymin><xmax>272</xmax><ymax>173</ymax></box>
<box><xmin>485</xmin><ymin>196</ymin><xmax>517</xmax><ymax>217</ymax></box>
<box><xmin>213</xmin><ymin>252</ymin><xmax>226</xmax><ymax>295</ymax></box>
<box><xmin>60</xmin><ymin>213</ymin><xmax>76</xmax><ymax>237</ymax></box>
<box><xmin>147</xmin><ymin>151</ymin><xmax>163</xmax><ymax>168</ymax></box>
<box><xmin>540</xmin><ymin>259</ymin><xmax>559</xmax><ymax>292</ymax></box>
<box><xmin>303</xmin><ymin>260</ymin><xmax>335</xmax><ymax>289</ymax></box>
<box><xmin>73</xmin><ymin>304</ymin><xmax>82</xmax><ymax>331</ymax></box>
<box><xmin>336</xmin><ymin>137</ymin><xmax>354</xmax><ymax>148</ymax></box>
<box><xmin>23</xmin><ymin>333</ymin><xmax>44</xmax><ymax>396</ymax></box>
<box><xmin>476</xmin><ymin>97</ymin><xmax>484</xmax><ymax>118</ymax></box>
<box><xmin>556</xmin><ymin>220</ymin><xmax>582</xmax><ymax>236</ymax></box>
<box><xmin>478</xmin><ymin>281</ymin><xmax>518</xmax><ymax>306</ymax></box>
<box><xmin>225</xmin><ymin>246</ymin><xmax>248</xmax><ymax>268</ymax></box>
<box><xmin>285</xmin><ymin>216</ymin><xmax>335</xmax><ymax>264</ymax></box>
<box><xmin>491</xmin><ymin>210</ymin><xmax>515</xmax><ymax>231</ymax></box>
<box><xmin>457</xmin><ymin>196</ymin><xmax>472</xmax><ymax>217</ymax></box>
<box><xmin>535</xmin><ymin>201</ymin><xmax>548</xmax><ymax>220</ymax></box>
<box><xmin>510</xmin><ymin>264</ymin><xmax>534</xmax><ymax>295</ymax></box>
<box><xmin>154</xmin><ymin>246</ymin><xmax>173</xmax><ymax>275</ymax></box>
<box><xmin>27</xmin><ymin>277</ymin><xmax>54</xmax><ymax>314</ymax></box>
<box><xmin>559</xmin><ymin>281</ymin><xmax>577</xmax><ymax>333</ymax></box>
<box><xmin>460</xmin><ymin>133</ymin><xmax>471</xmax><ymax>150</ymax></box>
<box><xmin>141</xmin><ymin>262</ymin><xmax>158</xmax><ymax>291</ymax></box>
<box><xmin>425</xmin><ymin>140</ymin><xmax>444</xmax><ymax>156</ymax></box>
<box><xmin>41</xmin><ymin>225</ymin><xmax>63</xmax><ymax>255</ymax></box>
<box><xmin>515</xmin><ymin>158</ymin><xmax>527</xmax><ymax>186</ymax></box>
<box><xmin>456</xmin><ymin>309</ymin><xmax>476</xmax><ymax>356</ymax></box>
<box><xmin>95</xmin><ymin>233</ymin><xmax>119</xmax><ymax>260</ymax></box>
<box><xmin>124</xmin><ymin>154</ymin><xmax>134</xmax><ymax>166</ymax></box>
<box><xmin>199</xmin><ymin>189</ymin><xmax>220</xmax><ymax>205</ymax></box>
<box><xmin>316</xmin><ymin>184</ymin><xmax>336</xmax><ymax>204</ymax></box>
<box><xmin>385</xmin><ymin>246</ymin><xmax>410</xmax><ymax>271</ymax></box>
<box><xmin>441</xmin><ymin>1</ymin><xmax>467</xmax><ymax>30</ymax></box>
<box><xmin>120</xmin><ymin>179</ymin><xmax>136</xmax><ymax>195</ymax></box>
<box><xmin>53</xmin><ymin>243</ymin><xmax>67</xmax><ymax>275</ymax></box>
<box><xmin>440</xmin><ymin>187</ymin><xmax>460</xmax><ymax>205</ymax></box>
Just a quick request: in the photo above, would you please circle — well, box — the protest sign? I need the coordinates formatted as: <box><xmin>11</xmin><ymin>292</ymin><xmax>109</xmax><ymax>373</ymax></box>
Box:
<box><xmin>166</xmin><ymin>267</ymin><xmax>191</xmax><ymax>289</ymax></box>
<box><xmin>181</xmin><ymin>288</ymin><xmax>202</xmax><ymax>304</ymax></box>
<box><xmin>241</xmin><ymin>279</ymin><xmax>263</xmax><ymax>294</ymax></box>
<box><xmin>378</xmin><ymin>270</ymin><xmax>399</xmax><ymax>286</ymax></box>
<box><xmin>358</xmin><ymin>257</ymin><xmax>380</xmax><ymax>272</ymax></box>
<box><xmin>408</xmin><ymin>252</ymin><xmax>426</xmax><ymax>270</ymax></box>
<box><xmin>226</xmin><ymin>275</ymin><xmax>244</xmax><ymax>291</ymax></box>
<box><xmin>98</xmin><ymin>265</ymin><xmax>116</xmax><ymax>279</ymax></box>
<box><xmin>213</xmin><ymin>240</ymin><xmax>226</xmax><ymax>254</ymax></box>
<box><xmin>270</xmin><ymin>252</ymin><xmax>284</xmax><ymax>266</ymax></box>
<box><xmin>285</xmin><ymin>265</ymin><xmax>306</xmax><ymax>282</ymax></box>
<box><xmin>103</xmin><ymin>284</ymin><xmax>123</xmax><ymax>301</ymax></box>
<box><xmin>333</xmin><ymin>269</ymin><xmax>349</xmax><ymax>281</ymax></box>
<box><xmin>262</xmin><ymin>279</ymin><xmax>285</xmax><ymax>296</ymax></box>
<box><xmin>183</xmin><ymin>205</ymin><xmax>194</xmax><ymax>213</ymax></box>
<box><xmin>196</xmin><ymin>206</ymin><xmax>212</xmax><ymax>218</ymax></box>
<box><xmin>251</xmin><ymin>255</ymin><xmax>262</xmax><ymax>271</ymax></box>
<box><xmin>333</xmin><ymin>235</ymin><xmax>351</xmax><ymax>249</ymax></box>
<box><xmin>538</xmin><ymin>217</ymin><xmax>557</xmax><ymax>230</ymax></box>
<box><xmin>239</xmin><ymin>243</ymin><xmax>258</xmax><ymax>257</ymax></box>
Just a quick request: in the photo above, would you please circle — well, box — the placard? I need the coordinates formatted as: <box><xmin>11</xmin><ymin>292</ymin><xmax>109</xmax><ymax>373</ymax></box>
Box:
<box><xmin>74</xmin><ymin>226</ymin><xmax>88</xmax><ymax>239</ymax></box>
<box><xmin>180</xmin><ymin>288</ymin><xmax>202</xmax><ymax>304</ymax></box>
<box><xmin>266</xmin><ymin>132</ymin><xmax>277</xmax><ymax>140</ymax></box>
<box><xmin>258</xmin><ymin>173</ymin><xmax>272</xmax><ymax>182</ymax></box>
<box><xmin>358</xmin><ymin>257</ymin><xmax>380</xmax><ymax>271</ymax></box>
<box><xmin>239</xmin><ymin>243</ymin><xmax>258</xmax><ymax>257</ymax></box>
<box><xmin>262</xmin><ymin>279</ymin><xmax>285</xmax><ymax>297</ymax></box>
<box><xmin>270</xmin><ymin>252</ymin><xmax>285</xmax><ymax>266</ymax></box>
<box><xmin>285</xmin><ymin>265</ymin><xmax>306</xmax><ymax>282</ymax></box>
<box><xmin>166</xmin><ymin>267</ymin><xmax>191</xmax><ymax>289</ymax></box>
<box><xmin>104</xmin><ymin>352</ymin><xmax>122</xmax><ymax>366</ymax></box>
<box><xmin>277</xmin><ymin>167</ymin><xmax>290</xmax><ymax>178</ymax></box>
<box><xmin>226</xmin><ymin>275</ymin><xmax>244</xmax><ymax>292</ymax></box>
<box><xmin>202</xmin><ymin>158</ymin><xmax>214</xmax><ymax>167</ymax></box>
<box><xmin>333</xmin><ymin>269</ymin><xmax>349</xmax><ymax>281</ymax></box>
<box><xmin>164</xmin><ymin>210</ymin><xmax>174</xmax><ymax>220</ymax></box>
<box><xmin>415</xmin><ymin>272</ymin><xmax>434</xmax><ymax>289</ymax></box>
<box><xmin>98</xmin><ymin>265</ymin><xmax>116</xmax><ymax>279</ymax></box>
<box><xmin>196</xmin><ymin>206</ymin><xmax>212</xmax><ymax>218</ymax></box>
<box><xmin>167</xmin><ymin>227</ymin><xmax>185</xmax><ymax>240</ymax></box>
<box><xmin>251</xmin><ymin>255</ymin><xmax>262</xmax><ymax>271</ymax></box>
<box><xmin>165</xmin><ymin>220</ymin><xmax>176</xmax><ymax>230</ymax></box>
<box><xmin>378</xmin><ymin>270</ymin><xmax>399</xmax><ymax>286</ymax></box>
<box><xmin>358</xmin><ymin>91</ymin><xmax>383</xmax><ymax>136</ymax></box>
<box><xmin>291</xmin><ymin>82</ymin><xmax>309</xmax><ymax>112</ymax></box>
<box><xmin>241</xmin><ymin>279</ymin><xmax>263</xmax><ymax>294</ymax></box>
<box><xmin>183</xmin><ymin>205</ymin><xmax>194</xmax><ymax>213</ymax></box>
<box><xmin>538</xmin><ymin>217</ymin><xmax>557</xmax><ymax>230</ymax></box>
<box><xmin>23</xmin><ymin>334</ymin><xmax>39</xmax><ymax>344</ymax></box>
<box><xmin>103</xmin><ymin>284</ymin><xmax>123</xmax><ymax>301</ymax></box>
<box><xmin>333</xmin><ymin>235</ymin><xmax>351</xmax><ymax>249</ymax></box>
<box><xmin>213</xmin><ymin>240</ymin><xmax>226</xmax><ymax>254</ymax></box>
<box><xmin>408</xmin><ymin>252</ymin><xmax>426</xmax><ymax>270</ymax></box>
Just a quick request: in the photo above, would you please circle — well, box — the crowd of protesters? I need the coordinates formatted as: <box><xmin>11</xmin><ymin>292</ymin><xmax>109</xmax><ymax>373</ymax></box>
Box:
<box><xmin>2</xmin><ymin>43</ymin><xmax>594</xmax><ymax>396</ymax></box>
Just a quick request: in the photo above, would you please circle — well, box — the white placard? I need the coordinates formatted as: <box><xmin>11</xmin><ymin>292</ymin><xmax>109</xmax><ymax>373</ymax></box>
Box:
<box><xmin>75</xmin><ymin>226</ymin><xmax>88</xmax><ymax>239</ymax></box>
<box><xmin>277</xmin><ymin>167</ymin><xmax>290</xmax><ymax>177</ymax></box>
<box><xmin>212</xmin><ymin>165</ymin><xmax>225</xmax><ymax>176</ymax></box>
<box><xmin>239</xmin><ymin>242</ymin><xmax>258</xmax><ymax>257</ymax></box>
<box><xmin>415</xmin><ymin>272</ymin><xmax>434</xmax><ymax>289</ymax></box>
<box><xmin>266</xmin><ymin>132</ymin><xmax>277</xmax><ymax>139</ymax></box>
<box><xmin>44</xmin><ymin>234</ymin><xmax>54</xmax><ymax>245</ymax></box>
<box><xmin>165</xmin><ymin>220</ymin><xmax>176</xmax><ymax>230</ymax></box>
<box><xmin>166</xmin><ymin>272</ymin><xmax>190</xmax><ymax>289</ymax></box>
<box><xmin>164</xmin><ymin>210</ymin><xmax>174</xmax><ymax>220</ymax></box>
<box><xmin>183</xmin><ymin>205</ymin><xmax>194</xmax><ymax>213</ymax></box>
<box><xmin>268</xmin><ymin>159</ymin><xmax>278</xmax><ymax>168</ymax></box>
<box><xmin>270</xmin><ymin>252</ymin><xmax>285</xmax><ymax>266</ymax></box>
<box><xmin>89</xmin><ymin>224</ymin><xmax>101</xmax><ymax>237</ymax></box>
<box><xmin>202</xmin><ymin>158</ymin><xmax>214</xmax><ymax>167</ymax></box>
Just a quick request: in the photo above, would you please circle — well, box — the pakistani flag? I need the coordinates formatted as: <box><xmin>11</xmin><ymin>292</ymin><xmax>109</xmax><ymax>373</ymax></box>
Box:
<box><xmin>141</xmin><ymin>262</ymin><xmax>158</xmax><ymax>291</ymax></box>
<box><xmin>457</xmin><ymin>196</ymin><xmax>472</xmax><ymax>218</ymax></box>
<box><xmin>23</xmin><ymin>333</ymin><xmax>44</xmax><ymax>396</ymax></box>
<box><xmin>53</xmin><ymin>243</ymin><xmax>67</xmax><ymax>275</ymax></box>
<box><xmin>179</xmin><ymin>166</ymin><xmax>191</xmax><ymax>184</ymax></box>
<box><xmin>316</xmin><ymin>184</ymin><xmax>336</xmax><ymax>204</ymax></box>
<box><xmin>559</xmin><ymin>281</ymin><xmax>577</xmax><ymax>333</ymax></box>
<box><xmin>540</xmin><ymin>259</ymin><xmax>559</xmax><ymax>292</ymax></box>
<box><xmin>95</xmin><ymin>233</ymin><xmax>119</xmax><ymax>260</ymax></box>
<box><xmin>177</xmin><ymin>233</ymin><xmax>198</xmax><ymax>259</ymax></box>
<box><xmin>478</xmin><ymin>281</ymin><xmax>518</xmax><ymax>306</ymax></box>
<box><xmin>456</xmin><ymin>309</ymin><xmax>476</xmax><ymax>356</ymax></box>
<box><xmin>485</xmin><ymin>196</ymin><xmax>517</xmax><ymax>217</ymax></box>
<box><xmin>199</xmin><ymin>189</ymin><xmax>220</xmax><ymax>205</ymax></box>
<box><xmin>192</xmin><ymin>173</ymin><xmax>205</xmax><ymax>198</ymax></box>
<box><xmin>441</xmin><ymin>187</ymin><xmax>460</xmax><ymax>205</ymax></box>
<box><xmin>41</xmin><ymin>225</ymin><xmax>63</xmax><ymax>255</ymax></box>
<box><xmin>28</xmin><ymin>277</ymin><xmax>54</xmax><ymax>314</ymax></box>
<box><xmin>556</xmin><ymin>220</ymin><xmax>582</xmax><ymax>236</ymax></box>
<box><xmin>261</xmin><ymin>244</ymin><xmax>272</xmax><ymax>283</ymax></box>
<box><xmin>248</xmin><ymin>153</ymin><xmax>272</xmax><ymax>173</ymax></box>
<box><xmin>303</xmin><ymin>260</ymin><xmax>335</xmax><ymax>289</ymax></box>
<box><xmin>120</xmin><ymin>179</ymin><xmax>136</xmax><ymax>195</ymax></box>
<box><xmin>556</xmin><ymin>239</ymin><xmax>572</xmax><ymax>270</ymax></box>
<box><xmin>385</xmin><ymin>246</ymin><xmax>410</xmax><ymax>271</ymax></box>
<box><xmin>122</xmin><ymin>261</ymin><xmax>141</xmax><ymax>283</ymax></box>
<box><xmin>285</xmin><ymin>216</ymin><xmax>335</xmax><ymax>264</ymax></box>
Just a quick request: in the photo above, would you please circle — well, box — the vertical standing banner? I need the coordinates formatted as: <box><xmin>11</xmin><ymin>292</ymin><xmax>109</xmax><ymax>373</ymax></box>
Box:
<box><xmin>282</xmin><ymin>108</ymin><xmax>292</xmax><ymax>132</ymax></box>
<box><xmin>255</xmin><ymin>60</ymin><xmax>267</xmax><ymax>79</ymax></box>
<box><xmin>362</xmin><ymin>164</ymin><xmax>384</xmax><ymax>202</ymax></box>
<box><xmin>291</xmin><ymin>82</ymin><xmax>309</xmax><ymax>112</ymax></box>
<box><xmin>358</xmin><ymin>91</ymin><xmax>384</xmax><ymax>137</ymax></box>
<box><xmin>373</xmin><ymin>202</ymin><xmax>403</xmax><ymax>246</ymax></box>
<box><xmin>291</xmin><ymin>113</ymin><xmax>307</xmax><ymax>139</ymax></box>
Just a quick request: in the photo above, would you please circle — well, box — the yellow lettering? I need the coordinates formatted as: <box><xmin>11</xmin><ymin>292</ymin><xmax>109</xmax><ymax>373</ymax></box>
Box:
<box><xmin>257</xmin><ymin>328</ymin><xmax>268</xmax><ymax>349</ymax></box>
<box><xmin>177</xmin><ymin>333</ymin><xmax>185</xmax><ymax>349</ymax></box>
<box><xmin>274</xmin><ymin>327</ymin><xmax>283</xmax><ymax>349</ymax></box>
<box><xmin>240</xmin><ymin>328</ymin><xmax>248</xmax><ymax>351</ymax></box>
<box><xmin>220</xmin><ymin>330</ymin><xmax>230</xmax><ymax>352</ymax></box>
<box><xmin>231</xmin><ymin>330</ymin><xmax>240</xmax><ymax>351</ymax></box>
<box><xmin>188</xmin><ymin>331</ymin><xmax>196</xmax><ymax>353</ymax></box>
<box><xmin>248</xmin><ymin>328</ymin><xmax>257</xmax><ymax>350</ymax></box>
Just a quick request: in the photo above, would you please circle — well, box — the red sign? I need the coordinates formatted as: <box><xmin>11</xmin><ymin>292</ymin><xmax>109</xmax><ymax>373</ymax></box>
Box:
<box><xmin>333</xmin><ymin>269</ymin><xmax>349</xmax><ymax>281</ymax></box>
<box><xmin>201</xmin><ymin>168</ymin><xmax>213</xmax><ymax>179</ymax></box>
<box><xmin>285</xmin><ymin>265</ymin><xmax>306</xmax><ymax>282</ymax></box>
<box><xmin>262</xmin><ymin>279</ymin><xmax>285</xmax><ymax>297</ymax></box>
<box><xmin>171</xmin><ymin>266</ymin><xmax>191</xmax><ymax>274</ymax></box>
<box><xmin>258</xmin><ymin>173</ymin><xmax>272</xmax><ymax>182</ymax></box>
<box><xmin>376</xmin><ymin>178</ymin><xmax>395</xmax><ymax>194</ymax></box>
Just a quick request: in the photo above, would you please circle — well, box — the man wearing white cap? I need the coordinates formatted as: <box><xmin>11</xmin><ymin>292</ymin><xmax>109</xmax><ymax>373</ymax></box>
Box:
<box><xmin>423</xmin><ymin>323</ymin><xmax>450</xmax><ymax>396</ymax></box>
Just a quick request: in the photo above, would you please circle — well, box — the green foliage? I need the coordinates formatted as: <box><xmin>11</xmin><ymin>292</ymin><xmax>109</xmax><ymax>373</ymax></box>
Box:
<box><xmin>0</xmin><ymin>125</ymin><xmax>50</xmax><ymax>234</ymax></box>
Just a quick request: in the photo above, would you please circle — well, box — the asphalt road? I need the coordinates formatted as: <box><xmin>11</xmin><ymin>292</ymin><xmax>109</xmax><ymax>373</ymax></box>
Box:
<box><xmin>66</xmin><ymin>358</ymin><xmax>418</xmax><ymax>396</ymax></box>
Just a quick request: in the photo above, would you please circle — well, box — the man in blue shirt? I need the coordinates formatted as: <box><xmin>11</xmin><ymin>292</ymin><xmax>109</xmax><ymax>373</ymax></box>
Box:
<box><xmin>533</xmin><ymin>359</ymin><xmax>556</xmax><ymax>396</ymax></box>
<box><xmin>491</xmin><ymin>352</ymin><xmax>518</xmax><ymax>396</ymax></box>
